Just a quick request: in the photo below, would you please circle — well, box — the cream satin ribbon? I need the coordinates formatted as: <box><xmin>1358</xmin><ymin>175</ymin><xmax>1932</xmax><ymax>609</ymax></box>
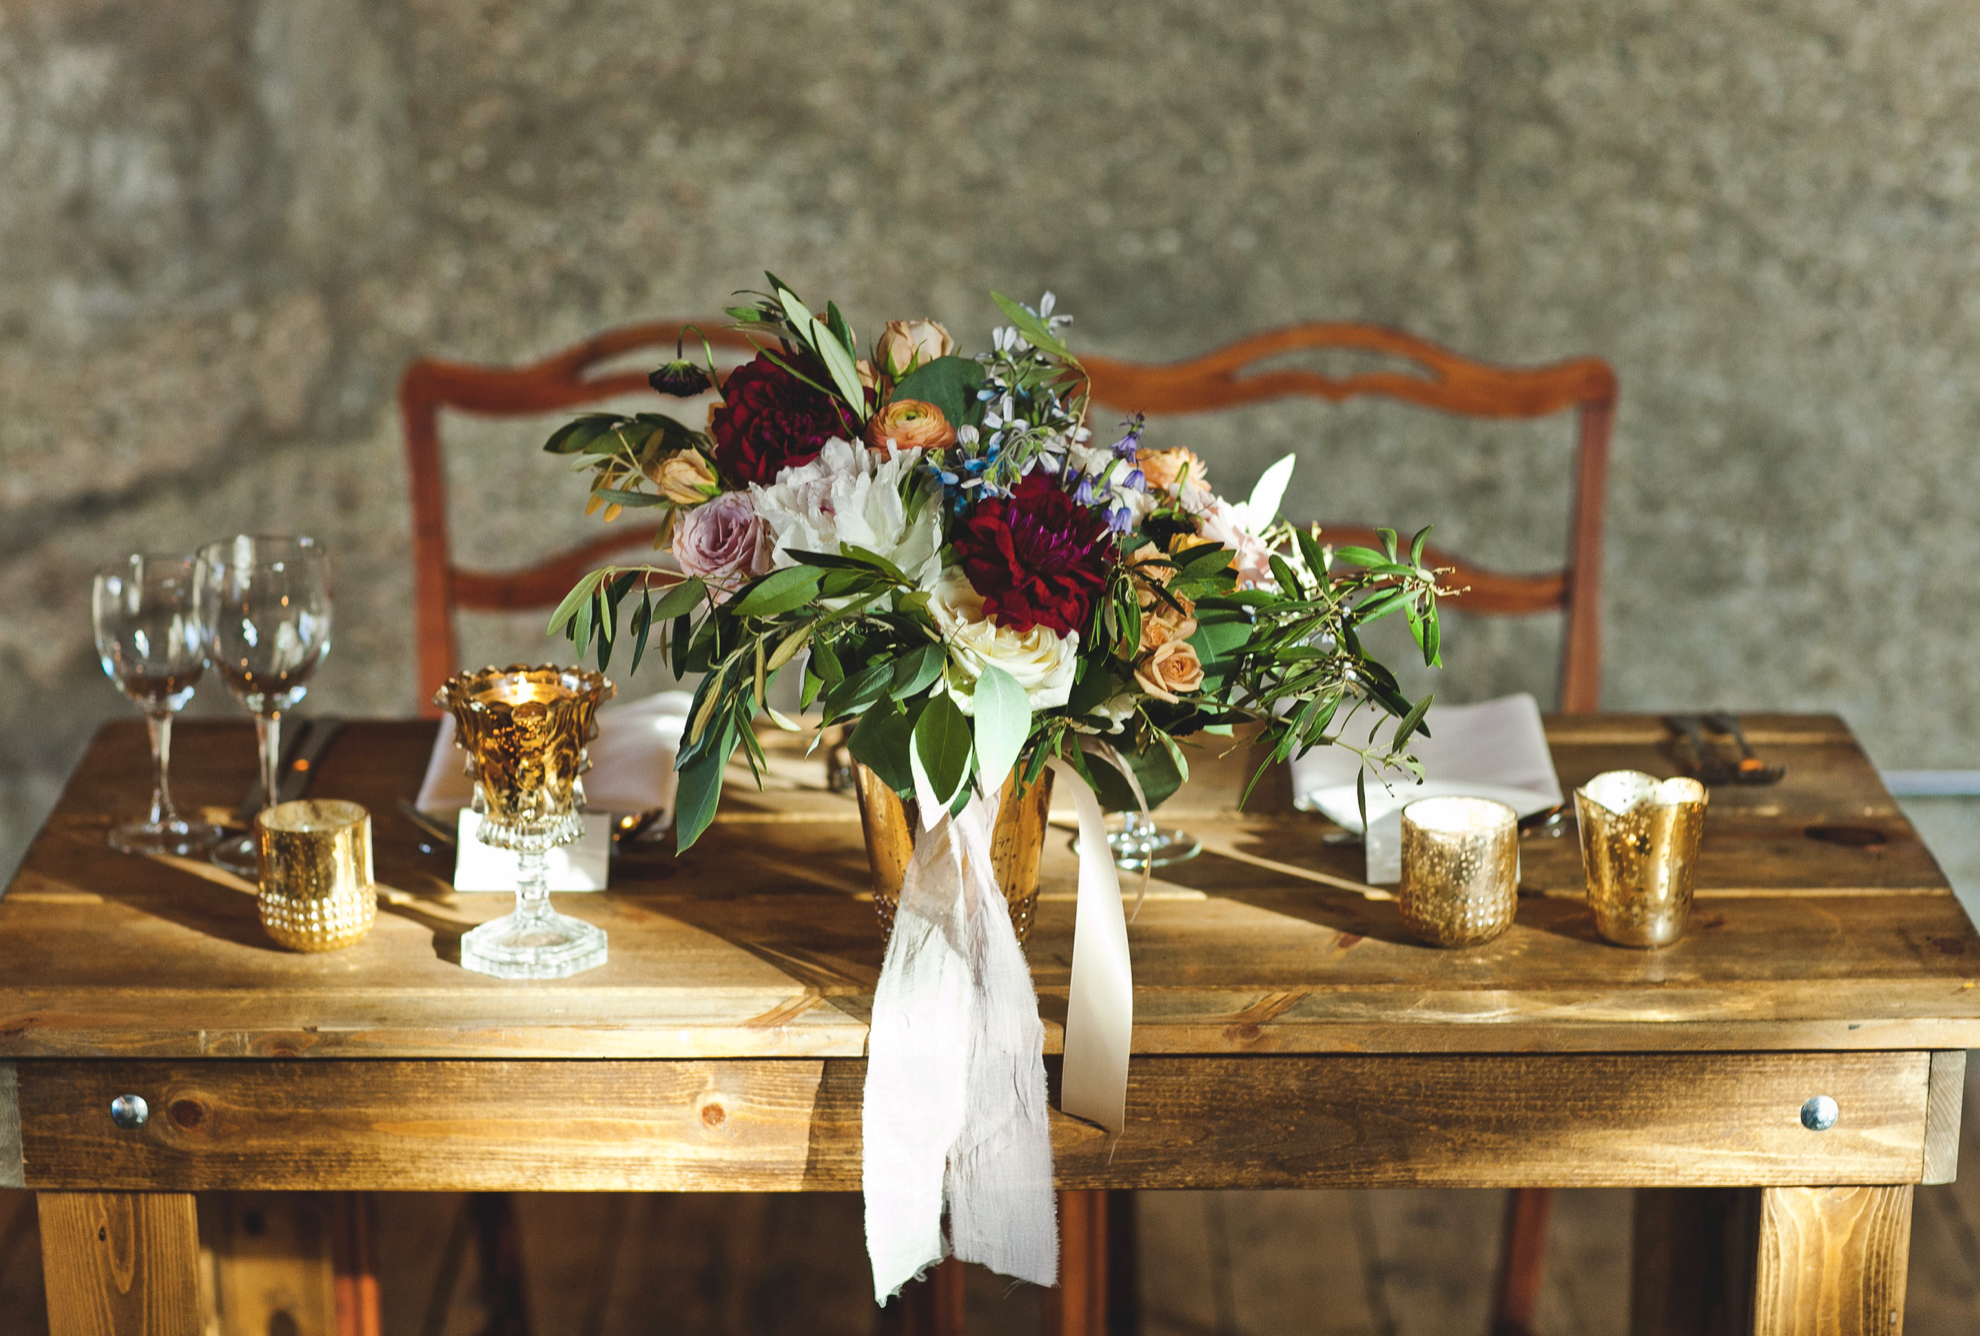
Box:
<box><xmin>1046</xmin><ymin>754</ymin><xmax>1135</xmax><ymax>1135</ymax></box>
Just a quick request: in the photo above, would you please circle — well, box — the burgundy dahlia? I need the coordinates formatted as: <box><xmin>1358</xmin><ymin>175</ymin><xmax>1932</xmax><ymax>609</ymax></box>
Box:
<box><xmin>707</xmin><ymin>352</ymin><xmax>861</xmax><ymax>485</ymax></box>
<box><xmin>954</xmin><ymin>469</ymin><xmax>1116</xmax><ymax>636</ymax></box>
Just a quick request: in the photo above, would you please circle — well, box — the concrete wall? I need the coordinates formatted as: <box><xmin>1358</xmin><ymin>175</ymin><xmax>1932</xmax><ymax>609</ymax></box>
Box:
<box><xmin>4</xmin><ymin>0</ymin><xmax>1979</xmax><ymax>881</ymax></box>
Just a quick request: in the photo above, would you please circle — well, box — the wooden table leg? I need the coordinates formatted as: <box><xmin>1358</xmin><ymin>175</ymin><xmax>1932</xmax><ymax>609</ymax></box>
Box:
<box><xmin>1631</xmin><ymin>1187</ymin><xmax>1761</xmax><ymax>1336</ymax></box>
<box><xmin>877</xmin><ymin>1256</ymin><xmax>965</xmax><ymax>1335</ymax></box>
<box><xmin>1045</xmin><ymin>1190</ymin><xmax>1107</xmax><ymax>1336</ymax></box>
<box><xmin>1751</xmin><ymin>1186</ymin><xmax>1913</xmax><ymax>1336</ymax></box>
<box><xmin>1490</xmin><ymin>1187</ymin><xmax>1556</xmax><ymax>1336</ymax></box>
<box><xmin>38</xmin><ymin>1192</ymin><xmax>200</xmax><ymax>1336</ymax></box>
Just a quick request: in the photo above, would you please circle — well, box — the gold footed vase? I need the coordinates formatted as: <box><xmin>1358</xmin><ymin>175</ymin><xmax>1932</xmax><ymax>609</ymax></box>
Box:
<box><xmin>851</xmin><ymin>763</ymin><xmax>1055</xmax><ymax>946</ymax></box>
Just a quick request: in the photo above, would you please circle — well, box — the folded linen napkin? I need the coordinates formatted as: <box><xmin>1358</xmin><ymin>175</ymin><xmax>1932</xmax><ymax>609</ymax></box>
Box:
<box><xmin>1289</xmin><ymin>693</ymin><xmax>1562</xmax><ymax>883</ymax></box>
<box><xmin>415</xmin><ymin>689</ymin><xmax>694</xmax><ymax>817</ymax></box>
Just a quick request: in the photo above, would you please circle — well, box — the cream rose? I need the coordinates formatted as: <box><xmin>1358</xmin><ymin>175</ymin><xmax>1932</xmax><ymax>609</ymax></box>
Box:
<box><xmin>876</xmin><ymin>319</ymin><xmax>955</xmax><ymax>376</ymax></box>
<box><xmin>647</xmin><ymin>449</ymin><xmax>719</xmax><ymax>505</ymax></box>
<box><xmin>1134</xmin><ymin>639</ymin><xmax>1205</xmax><ymax>704</ymax></box>
<box><xmin>928</xmin><ymin>567</ymin><xmax>1078</xmax><ymax>712</ymax></box>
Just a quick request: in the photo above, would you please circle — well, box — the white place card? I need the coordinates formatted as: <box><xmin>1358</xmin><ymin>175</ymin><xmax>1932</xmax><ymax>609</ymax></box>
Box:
<box><xmin>452</xmin><ymin>810</ymin><xmax>612</xmax><ymax>892</ymax></box>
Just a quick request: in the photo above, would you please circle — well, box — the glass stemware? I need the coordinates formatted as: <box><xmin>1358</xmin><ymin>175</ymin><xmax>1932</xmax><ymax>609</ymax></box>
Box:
<box><xmin>1107</xmin><ymin>809</ymin><xmax>1202</xmax><ymax>870</ymax></box>
<box><xmin>435</xmin><ymin>664</ymin><xmax>613</xmax><ymax>979</ymax></box>
<box><xmin>91</xmin><ymin>555</ymin><xmax>223</xmax><ymax>856</ymax></box>
<box><xmin>194</xmin><ymin>535</ymin><xmax>333</xmax><ymax>877</ymax></box>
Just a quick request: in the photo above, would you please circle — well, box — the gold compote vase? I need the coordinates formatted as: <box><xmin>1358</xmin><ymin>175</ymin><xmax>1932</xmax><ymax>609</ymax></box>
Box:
<box><xmin>852</xmin><ymin>763</ymin><xmax>1054</xmax><ymax>946</ymax></box>
<box><xmin>435</xmin><ymin>664</ymin><xmax>614</xmax><ymax>979</ymax></box>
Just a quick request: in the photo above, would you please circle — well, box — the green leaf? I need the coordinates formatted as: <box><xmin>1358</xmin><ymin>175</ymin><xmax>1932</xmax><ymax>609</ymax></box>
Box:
<box><xmin>913</xmin><ymin>691</ymin><xmax>973</xmax><ymax>809</ymax></box>
<box><xmin>627</xmin><ymin>591</ymin><xmax>654</xmax><ymax>675</ymax></box>
<box><xmin>848</xmin><ymin>698</ymin><xmax>917</xmax><ymax>795</ymax></box>
<box><xmin>546</xmin><ymin>569</ymin><xmax>610</xmax><ymax>637</ymax></box>
<box><xmin>822</xmin><ymin>657</ymin><xmax>894</xmax><ymax>721</ymax></box>
<box><xmin>771</xmin><ymin>284</ymin><xmax>867</xmax><ymax>420</ymax></box>
<box><xmin>889</xmin><ymin>642</ymin><xmax>947</xmax><ymax>701</ymax></box>
<box><xmin>990</xmin><ymin>292</ymin><xmax>1073</xmax><ymax>359</ymax></box>
<box><xmin>1179</xmin><ymin>544</ymin><xmax>1236</xmax><ymax>581</ymax></box>
<box><xmin>1410</xmin><ymin>525</ymin><xmax>1432</xmax><ymax>568</ymax></box>
<box><xmin>888</xmin><ymin>356</ymin><xmax>989</xmax><ymax>429</ymax></box>
<box><xmin>1393</xmin><ymin>694</ymin><xmax>1433</xmax><ymax>748</ymax></box>
<box><xmin>1378</xmin><ymin>527</ymin><xmax>1399</xmax><ymax>561</ymax></box>
<box><xmin>544</xmin><ymin>414</ymin><xmax>624</xmax><ymax>455</ymax></box>
<box><xmin>673</xmin><ymin>717</ymin><xmax>736</xmax><ymax>853</ymax></box>
<box><xmin>650</xmin><ymin>576</ymin><xmax>707</xmax><ymax>622</ymax></box>
<box><xmin>972</xmin><ymin>665</ymin><xmax>1031</xmax><ymax>791</ymax></box>
<box><xmin>1333</xmin><ymin>545</ymin><xmax>1388</xmax><ymax>568</ymax></box>
<box><xmin>729</xmin><ymin>566</ymin><xmax>824</xmax><ymax>618</ymax></box>
<box><xmin>810</xmin><ymin>634</ymin><xmax>844</xmax><ymax>684</ymax></box>
<box><xmin>589</xmin><ymin>487</ymin><xmax>667</xmax><ymax>509</ymax></box>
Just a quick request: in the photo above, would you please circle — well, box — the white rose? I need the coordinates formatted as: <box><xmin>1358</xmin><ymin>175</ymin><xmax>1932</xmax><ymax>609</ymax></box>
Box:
<box><xmin>749</xmin><ymin>438</ymin><xmax>943</xmax><ymax>587</ymax></box>
<box><xmin>927</xmin><ymin>567</ymin><xmax>1078</xmax><ymax>712</ymax></box>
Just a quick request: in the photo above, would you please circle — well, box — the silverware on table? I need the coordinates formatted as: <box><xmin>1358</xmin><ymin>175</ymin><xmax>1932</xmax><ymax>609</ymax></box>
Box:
<box><xmin>1702</xmin><ymin>712</ymin><xmax>1786</xmax><ymax>785</ymax></box>
<box><xmin>1663</xmin><ymin>714</ymin><xmax>1735</xmax><ymax>785</ymax></box>
<box><xmin>276</xmin><ymin>717</ymin><xmax>344</xmax><ymax>803</ymax></box>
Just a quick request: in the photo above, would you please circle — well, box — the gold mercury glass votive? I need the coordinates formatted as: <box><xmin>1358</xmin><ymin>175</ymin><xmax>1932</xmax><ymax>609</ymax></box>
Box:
<box><xmin>1576</xmin><ymin>770</ymin><xmax>1708</xmax><ymax>948</ymax></box>
<box><xmin>255</xmin><ymin>798</ymin><xmax>376</xmax><ymax>952</ymax></box>
<box><xmin>1399</xmin><ymin>796</ymin><xmax>1520</xmax><ymax>948</ymax></box>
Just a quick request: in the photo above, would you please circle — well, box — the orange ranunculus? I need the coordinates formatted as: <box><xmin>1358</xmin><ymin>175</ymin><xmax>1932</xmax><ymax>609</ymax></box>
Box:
<box><xmin>1136</xmin><ymin>446</ymin><xmax>1208</xmax><ymax>493</ymax></box>
<box><xmin>1134</xmin><ymin>639</ymin><xmax>1205</xmax><ymax>703</ymax></box>
<box><xmin>864</xmin><ymin>398</ymin><xmax>958</xmax><ymax>453</ymax></box>
<box><xmin>876</xmin><ymin>320</ymin><xmax>955</xmax><ymax>377</ymax></box>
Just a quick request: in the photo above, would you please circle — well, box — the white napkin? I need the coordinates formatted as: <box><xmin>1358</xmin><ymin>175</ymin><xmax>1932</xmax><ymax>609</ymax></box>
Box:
<box><xmin>416</xmin><ymin>689</ymin><xmax>694</xmax><ymax>816</ymax></box>
<box><xmin>1289</xmin><ymin>693</ymin><xmax>1562</xmax><ymax>883</ymax></box>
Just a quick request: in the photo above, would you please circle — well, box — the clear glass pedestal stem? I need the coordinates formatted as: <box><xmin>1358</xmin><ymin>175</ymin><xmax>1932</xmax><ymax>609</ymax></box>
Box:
<box><xmin>460</xmin><ymin>846</ymin><xmax>609</xmax><ymax>980</ymax></box>
<box><xmin>1103</xmin><ymin>810</ymin><xmax>1202</xmax><ymax>870</ymax></box>
<box><xmin>108</xmin><ymin>710</ymin><xmax>219</xmax><ymax>857</ymax></box>
<box><xmin>210</xmin><ymin>711</ymin><xmax>281</xmax><ymax>877</ymax></box>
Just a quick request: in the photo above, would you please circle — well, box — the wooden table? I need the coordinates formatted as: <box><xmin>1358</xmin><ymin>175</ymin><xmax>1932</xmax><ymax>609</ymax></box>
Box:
<box><xmin>4</xmin><ymin>714</ymin><xmax>1978</xmax><ymax>1335</ymax></box>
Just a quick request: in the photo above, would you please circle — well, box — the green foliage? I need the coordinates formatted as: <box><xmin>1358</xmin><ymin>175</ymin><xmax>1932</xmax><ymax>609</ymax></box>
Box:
<box><xmin>890</xmin><ymin>356</ymin><xmax>988</xmax><ymax>429</ymax></box>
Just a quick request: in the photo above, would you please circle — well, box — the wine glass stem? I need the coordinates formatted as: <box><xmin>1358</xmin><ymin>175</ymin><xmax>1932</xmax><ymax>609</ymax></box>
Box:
<box><xmin>254</xmin><ymin>712</ymin><xmax>283</xmax><ymax>819</ymax></box>
<box><xmin>145</xmin><ymin>710</ymin><xmax>178</xmax><ymax>826</ymax></box>
<box><xmin>515</xmin><ymin>849</ymin><xmax>550</xmax><ymax>924</ymax></box>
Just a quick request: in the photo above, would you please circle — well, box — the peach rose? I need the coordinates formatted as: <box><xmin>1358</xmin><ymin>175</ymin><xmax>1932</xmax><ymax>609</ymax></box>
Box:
<box><xmin>875</xmin><ymin>319</ymin><xmax>955</xmax><ymax>376</ymax></box>
<box><xmin>856</xmin><ymin>359</ymin><xmax>881</xmax><ymax>392</ymax></box>
<box><xmin>1134</xmin><ymin>639</ymin><xmax>1204</xmax><ymax>704</ymax></box>
<box><xmin>864</xmin><ymin>399</ymin><xmax>957</xmax><ymax>453</ymax></box>
<box><xmin>1136</xmin><ymin>447</ymin><xmax>1208</xmax><ymax>493</ymax></box>
<box><xmin>647</xmin><ymin>449</ymin><xmax>720</xmax><ymax>505</ymax></box>
<box><xmin>1138</xmin><ymin>604</ymin><xmax>1197</xmax><ymax>653</ymax></box>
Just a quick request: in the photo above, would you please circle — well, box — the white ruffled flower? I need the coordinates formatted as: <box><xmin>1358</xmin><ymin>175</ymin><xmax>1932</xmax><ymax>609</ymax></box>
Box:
<box><xmin>1195</xmin><ymin>497</ymin><xmax>1277</xmax><ymax>590</ymax></box>
<box><xmin>927</xmin><ymin>567</ymin><xmax>1078</xmax><ymax>712</ymax></box>
<box><xmin>749</xmin><ymin>439</ymin><xmax>942</xmax><ymax>587</ymax></box>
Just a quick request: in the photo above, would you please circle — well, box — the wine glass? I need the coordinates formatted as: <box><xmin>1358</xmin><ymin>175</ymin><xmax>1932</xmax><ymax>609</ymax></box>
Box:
<box><xmin>194</xmin><ymin>535</ymin><xmax>333</xmax><ymax>876</ymax></box>
<box><xmin>91</xmin><ymin>555</ymin><xmax>223</xmax><ymax>856</ymax></box>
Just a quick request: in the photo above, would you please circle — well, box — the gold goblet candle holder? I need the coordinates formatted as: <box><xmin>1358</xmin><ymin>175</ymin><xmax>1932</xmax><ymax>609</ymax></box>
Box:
<box><xmin>1399</xmin><ymin>796</ymin><xmax>1520</xmax><ymax>948</ymax></box>
<box><xmin>1575</xmin><ymin>770</ymin><xmax>1708</xmax><ymax>948</ymax></box>
<box><xmin>434</xmin><ymin>664</ymin><xmax>615</xmax><ymax>979</ymax></box>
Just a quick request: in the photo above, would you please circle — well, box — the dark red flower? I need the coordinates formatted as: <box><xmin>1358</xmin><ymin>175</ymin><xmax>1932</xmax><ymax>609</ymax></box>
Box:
<box><xmin>708</xmin><ymin>352</ymin><xmax>860</xmax><ymax>485</ymax></box>
<box><xmin>954</xmin><ymin>469</ymin><xmax>1116</xmax><ymax>636</ymax></box>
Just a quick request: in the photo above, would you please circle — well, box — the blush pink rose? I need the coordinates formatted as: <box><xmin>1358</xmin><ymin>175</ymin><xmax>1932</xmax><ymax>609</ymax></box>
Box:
<box><xmin>671</xmin><ymin>490</ymin><xmax>769</xmax><ymax>600</ymax></box>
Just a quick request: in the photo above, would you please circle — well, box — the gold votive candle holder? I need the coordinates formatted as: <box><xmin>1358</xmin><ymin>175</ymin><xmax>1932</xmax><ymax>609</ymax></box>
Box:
<box><xmin>1576</xmin><ymin>771</ymin><xmax>1708</xmax><ymax>948</ymax></box>
<box><xmin>255</xmin><ymin>798</ymin><xmax>376</xmax><ymax>952</ymax></box>
<box><xmin>1399</xmin><ymin>796</ymin><xmax>1520</xmax><ymax>948</ymax></box>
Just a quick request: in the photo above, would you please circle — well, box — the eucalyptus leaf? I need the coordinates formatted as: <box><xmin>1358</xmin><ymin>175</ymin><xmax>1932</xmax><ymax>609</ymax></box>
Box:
<box><xmin>889</xmin><ymin>642</ymin><xmax>947</xmax><ymax>701</ymax></box>
<box><xmin>912</xmin><ymin>692</ymin><xmax>973</xmax><ymax>809</ymax></box>
<box><xmin>849</xmin><ymin>698</ymin><xmax>917</xmax><ymax>795</ymax></box>
<box><xmin>889</xmin><ymin>356</ymin><xmax>989</xmax><ymax>430</ymax></box>
<box><xmin>972</xmin><ymin>665</ymin><xmax>1031</xmax><ymax>792</ymax></box>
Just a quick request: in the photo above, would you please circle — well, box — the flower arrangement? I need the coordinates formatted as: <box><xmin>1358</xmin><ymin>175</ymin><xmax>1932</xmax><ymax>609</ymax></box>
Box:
<box><xmin>544</xmin><ymin>275</ymin><xmax>1447</xmax><ymax>849</ymax></box>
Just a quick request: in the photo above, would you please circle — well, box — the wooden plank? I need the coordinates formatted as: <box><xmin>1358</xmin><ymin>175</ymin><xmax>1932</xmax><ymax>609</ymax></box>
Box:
<box><xmin>1923</xmin><ymin>1052</ymin><xmax>1965</xmax><ymax>1186</ymax></box>
<box><xmin>10</xmin><ymin>1052</ymin><xmax>1935</xmax><ymax>1194</ymax></box>
<box><xmin>1752</xmin><ymin>1185</ymin><xmax>1914</xmax><ymax>1336</ymax></box>
<box><xmin>198</xmin><ymin>1194</ymin><xmax>339</xmax><ymax>1336</ymax></box>
<box><xmin>38</xmin><ymin>1191</ymin><xmax>200</xmax><ymax>1336</ymax></box>
<box><xmin>4</xmin><ymin>719</ymin><xmax>1977</xmax><ymax>1064</ymax></box>
<box><xmin>0</xmin><ymin>1061</ymin><xmax>21</xmax><ymax>1189</ymax></box>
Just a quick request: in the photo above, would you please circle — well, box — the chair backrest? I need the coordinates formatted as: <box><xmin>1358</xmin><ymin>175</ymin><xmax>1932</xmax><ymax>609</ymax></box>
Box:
<box><xmin>399</xmin><ymin>321</ymin><xmax>759</xmax><ymax>713</ymax></box>
<box><xmin>1080</xmin><ymin>324</ymin><xmax>1617</xmax><ymax>712</ymax></box>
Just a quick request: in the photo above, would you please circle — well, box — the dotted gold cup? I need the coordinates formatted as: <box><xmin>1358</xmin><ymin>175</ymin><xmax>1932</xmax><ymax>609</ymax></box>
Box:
<box><xmin>1399</xmin><ymin>796</ymin><xmax>1520</xmax><ymax>948</ymax></box>
<box><xmin>255</xmin><ymin>798</ymin><xmax>376</xmax><ymax>952</ymax></box>
<box><xmin>1576</xmin><ymin>771</ymin><xmax>1708</xmax><ymax>948</ymax></box>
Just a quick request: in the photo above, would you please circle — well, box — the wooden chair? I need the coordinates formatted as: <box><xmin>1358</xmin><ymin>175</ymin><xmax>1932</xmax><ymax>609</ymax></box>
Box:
<box><xmin>400</xmin><ymin>320</ymin><xmax>762</xmax><ymax>712</ymax></box>
<box><xmin>1082</xmin><ymin>322</ymin><xmax>1616</xmax><ymax>714</ymax></box>
<box><xmin>1082</xmin><ymin>322</ymin><xmax>1619</xmax><ymax>1336</ymax></box>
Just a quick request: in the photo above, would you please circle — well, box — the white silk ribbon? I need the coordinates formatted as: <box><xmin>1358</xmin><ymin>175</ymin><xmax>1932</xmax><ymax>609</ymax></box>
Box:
<box><xmin>863</xmin><ymin>782</ymin><xmax>1057</xmax><ymax>1301</ymax></box>
<box><xmin>1046</xmin><ymin>757</ymin><xmax>1134</xmax><ymax>1134</ymax></box>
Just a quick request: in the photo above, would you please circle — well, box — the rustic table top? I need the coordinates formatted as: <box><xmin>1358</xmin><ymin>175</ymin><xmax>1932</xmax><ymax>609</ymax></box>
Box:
<box><xmin>5</xmin><ymin>713</ymin><xmax>1978</xmax><ymax>1062</ymax></box>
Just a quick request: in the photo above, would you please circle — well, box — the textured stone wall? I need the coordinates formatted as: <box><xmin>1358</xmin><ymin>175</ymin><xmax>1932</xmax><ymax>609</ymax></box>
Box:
<box><xmin>5</xmin><ymin>0</ymin><xmax>1980</xmax><ymax>878</ymax></box>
